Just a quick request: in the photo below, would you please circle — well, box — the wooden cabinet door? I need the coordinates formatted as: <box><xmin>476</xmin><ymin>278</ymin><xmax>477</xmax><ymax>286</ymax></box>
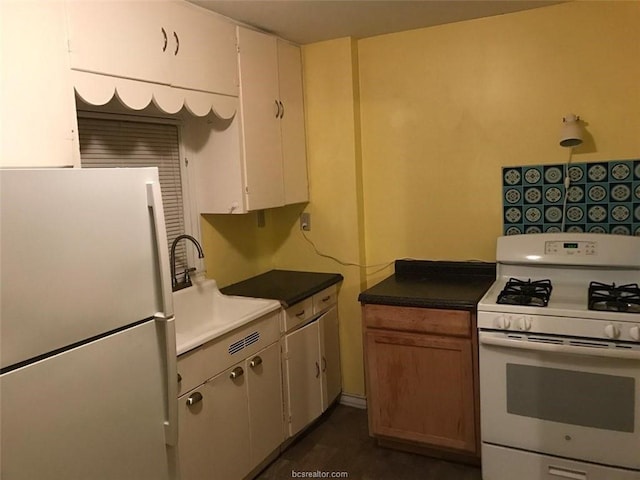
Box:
<box><xmin>237</xmin><ymin>26</ymin><xmax>284</xmax><ymax>211</ymax></box>
<box><xmin>178</xmin><ymin>385</ymin><xmax>216</xmax><ymax>480</ymax></box>
<box><xmin>320</xmin><ymin>307</ymin><xmax>342</xmax><ymax>408</ymax></box>
<box><xmin>277</xmin><ymin>39</ymin><xmax>309</xmax><ymax>205</ymax></box>
<box><xmin>66</xmin><ymin>0</ymin><xmax>171</xmax><ymax>84</ymax></box>
<box><xmin>365</xmin><ymin>329</ymin><xmax>476</xmax><ymax>453</ymax></box>
<box><xmin>206</xmin><ymin>363</ymin><xmax>251</xmax><ymax>480</ymax></box>
<box><xmin>170</xmin><ymin>2</ymin><xmax>238</xmax><ymax>96</ymax></box>
<box><xmin>247</xmin><ymin>342</ymin><xmax>284</xmax><ymax>467</ymax></box>
<box><xmin>1</xmin><ymin>1</ymin><xmax>77</xmax><ymax>167</ymax></box>
<box><xmin>284</xmin><ymin>320</ymin><xmax>322</xmax><ymax>437</ymax></box>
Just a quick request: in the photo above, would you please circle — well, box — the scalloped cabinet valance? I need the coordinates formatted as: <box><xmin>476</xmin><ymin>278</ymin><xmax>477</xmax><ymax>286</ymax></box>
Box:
<box><xmin>72</xmin><ymin>71</ymin><xmax>238</xmax><ymax>120</ymax></box>
<box><xmin>66</xmin><ymin>0</ymin><xmax>238</xmax><ymax>119</ymax></box>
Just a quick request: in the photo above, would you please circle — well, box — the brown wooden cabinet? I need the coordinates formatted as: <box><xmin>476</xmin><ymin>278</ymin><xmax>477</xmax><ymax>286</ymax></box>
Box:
<box><xmin>363</xmin><ymin>304</ymin><xmax>480</xmax><ymax>459</ymax></box>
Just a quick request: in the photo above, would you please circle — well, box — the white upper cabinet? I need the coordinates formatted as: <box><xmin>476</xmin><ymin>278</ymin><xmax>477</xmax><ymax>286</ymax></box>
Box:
<box><xmin>237</xmin><ymin>27</ymin><xmax>286</xmax><ymax>211</ymax></box>
<box><xmin>1</xmin><ymin>1</ymin><xmax>78</xmax><ymax>167</ymax></box>
<box><xmin>277</xmin><ymin>39</ymin><xmax>309</xmax><ymax>206</ymax></box>
<box><xmin>203</xmin><ymin>26</ymin><xmax>308</xmax><ymax>213</ymax></box>
<box><xmin>66</xmin><ymin>0</ymin><xmax>238</xmax><ymax>97</ymax></box>
<box><xmin>168</xmin><ymin>2</ymin><xmax>238</xmax><ymax>96</ymax></box>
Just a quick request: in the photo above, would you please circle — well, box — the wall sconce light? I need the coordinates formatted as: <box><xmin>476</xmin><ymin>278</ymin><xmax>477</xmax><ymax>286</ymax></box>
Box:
<box><xmin>559</xmin><ymin>114</ymin><xmax>583</xmax><ymax>147</ymax></box>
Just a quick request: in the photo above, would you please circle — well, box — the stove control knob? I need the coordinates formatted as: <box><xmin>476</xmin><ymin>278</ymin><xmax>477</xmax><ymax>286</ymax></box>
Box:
<box><xmin>496</xmin><ymin>316</ymin><xmax>511</xmax><ymax>330</ymax></box>
<box><xmin>630</xmin><ymin>326</ymin><xmax>640</xmax><ymax>341</ymax></box>
<box><xmin>604</xmin><ymin>323</ymin><xmax>620</xmax><ymax>339</ymax></box>
<box><xmin>519</xmin><ymin>316</ymin><xmax>532</xmax><ymax>331</ymax></box>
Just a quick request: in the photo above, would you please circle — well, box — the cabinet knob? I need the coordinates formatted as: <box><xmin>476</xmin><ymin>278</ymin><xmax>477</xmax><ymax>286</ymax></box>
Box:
<box><xmin>186</xmin><ymin>391</ymin><xmax>202</xmax><ymax>406</ymax></box>
<box><xmin>229</xmin><ymin>366</ymin><xmax>244</xmax><ymax>379</ymax></box>
<box><xmin>250</xmin><ymin>356</ymin><xmax>263</xmax><ymax>368</ymax></box>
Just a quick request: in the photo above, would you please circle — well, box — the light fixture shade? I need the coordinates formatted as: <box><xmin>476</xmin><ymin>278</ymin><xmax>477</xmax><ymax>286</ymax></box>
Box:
<box><xmin>559</xmin><ymin>114</ymin><xmax>583</xmax><ymax>147</ymax></box>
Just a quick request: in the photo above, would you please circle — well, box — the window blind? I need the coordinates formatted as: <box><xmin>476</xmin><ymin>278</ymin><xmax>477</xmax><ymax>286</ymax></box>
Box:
<box><xmin>78</xmin><ymin>116</ymin><xmax>187</xmax><ymax>272</ymax></box>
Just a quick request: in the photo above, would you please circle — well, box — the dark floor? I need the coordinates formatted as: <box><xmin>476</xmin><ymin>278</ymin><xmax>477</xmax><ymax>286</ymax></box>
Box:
<box><xmin>256</xmin><ymin>404</ymin><xmax>482</xmax><ymax>480</ymax></box>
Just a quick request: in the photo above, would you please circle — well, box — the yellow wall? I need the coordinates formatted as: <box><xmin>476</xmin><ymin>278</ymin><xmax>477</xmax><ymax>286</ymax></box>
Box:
<box><xmin>271</xmin><ymin>38</ymin><xmax>367</xmax><ymax>397</ymax></box>
<box><xmin>358</xmin><ymin>0</ymin><xmax>640</xmax><ymax>282</ymax></box>
<box><xmin>201</xmin><ymin>0</ymin><xmax>640</xmax><ymax>398</ymax></box>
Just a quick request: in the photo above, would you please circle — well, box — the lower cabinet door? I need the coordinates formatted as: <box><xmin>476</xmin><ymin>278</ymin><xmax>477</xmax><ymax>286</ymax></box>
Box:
<box><xmin>320</xmin><ymin>306</ymin><xmax>342</xmax><ymax>408</ymax></box>
<box><xmin>208</xmin><ymin>363</ymin><xmax>252</xmax><ymax>480</ymax></box>
<box><xmin>178</xmin><ymin>385</ymin><xmax>216</xmax><ymax>480</ymax></box>
<box><xmin>284</xmin><ymin>320</ymin><xmax>323</xmax><ymax>437</ymax></box>
<box><xmin>365</xmin><ymin>329</ymin><xmax>476</xmax><ymax>453</ymax></box>
<box><xmin>247</xmin><ymin>342</ymin><xmax>284</xmax><ymax>467</ymax></box>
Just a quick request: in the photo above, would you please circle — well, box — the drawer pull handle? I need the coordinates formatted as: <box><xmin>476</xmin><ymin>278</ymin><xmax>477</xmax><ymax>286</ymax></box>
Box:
<box><xmin>250</xmin><ymin>356</ymin><xmax>262</xmax><ymax>368</ymax></box>
<box><xmin>229</xmin><ymin>366</ymin><xmax>244</xmax><ymax>380</ymax></box>
<box><xmin>296</xmin><ymin>310</ymin><xmax>306</xmax><ymax>318</ymax></box>
<box><xmin>322</xmin><ymin>296</ymin><xmax>331</xmax><ymax>302</ymax></box>
<box><xmin>315</xmin><ymin>361</ymin><xmax>320</xmax><ymax>378</ymax></box>
<box><xmin>322</xmin><ymin>356</ymin><xmax>327</xmax><ymax>372</ymax></box>
<box><xmin>177</xmin><ymin>373</ymin><xmax>182</xmax><ymax>383</ymax></box>
<box><xmin>186</xmin><ymin>392</ymin><xmax>202</xmax><ymax>406</ymax></box>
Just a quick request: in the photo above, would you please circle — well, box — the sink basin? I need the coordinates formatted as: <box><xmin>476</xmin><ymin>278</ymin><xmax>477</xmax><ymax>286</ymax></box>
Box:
<box><xmin>172</xmin><ymin>277</ymin><xmax>281</xmax><ymax>355</ymax></box>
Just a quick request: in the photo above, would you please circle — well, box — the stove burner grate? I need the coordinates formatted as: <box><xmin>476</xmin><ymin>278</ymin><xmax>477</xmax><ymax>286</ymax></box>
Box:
<box><xmin>497</xmin><ymin>278</ymin><xmax>553</xmax><ymax>307</ymax></box>
<box><xmin>588</xmin><ymin>282</ymin><xmax>640</xmax><ymax>314</ymax></box>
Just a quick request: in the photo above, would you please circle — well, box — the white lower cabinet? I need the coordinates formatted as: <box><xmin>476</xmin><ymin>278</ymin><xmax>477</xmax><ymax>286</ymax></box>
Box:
<box><xmin>177</xmin><ymin>311</ymin><xmax>283</xmax><ymax>480</ymax></box>
<box><xmin>283</xmin><ymin>287</ymin><xmax>342</xmax><ymax>438</ymax></box>
<box><xmin>284</xmin><ymin>319</ymin><xmax>323</xmax><ymax>437</ymax></box>
<box><xmin>178</xmin><ymin>341</ymin><xmax>283</xmax><ymax>480</ymax></box>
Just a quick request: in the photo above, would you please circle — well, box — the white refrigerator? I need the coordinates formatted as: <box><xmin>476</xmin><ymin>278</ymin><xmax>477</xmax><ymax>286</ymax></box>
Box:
<box><xmin>0</xmin><ymin>168</ymin><xmax>177</xmax><ymax>480</ymax></box>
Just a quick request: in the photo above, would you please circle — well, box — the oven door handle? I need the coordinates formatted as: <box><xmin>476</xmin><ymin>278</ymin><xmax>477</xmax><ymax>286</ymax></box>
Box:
<box><xmin>479</xmin><ymin>334</ymin><xmax>640</xmax><ymax>360</ymax></box>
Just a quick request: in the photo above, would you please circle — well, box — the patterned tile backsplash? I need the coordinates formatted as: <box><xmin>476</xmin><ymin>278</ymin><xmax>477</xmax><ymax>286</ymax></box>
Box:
<box><xmin>502</xmin><ymin>159</ymin><xmax>640</xmax><ymax>236</ymax></box>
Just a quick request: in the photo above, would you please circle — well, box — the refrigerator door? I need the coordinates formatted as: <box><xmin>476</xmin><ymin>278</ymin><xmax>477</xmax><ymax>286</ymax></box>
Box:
<box><xmin>0</xmin><ymin>320</ymin><xmax>170</xmax><ymax>480</ymax></box>
<box><xmin>0</xmin><ymin>168</ymin><xmax>171</xmax><ymax>369</ymax></box>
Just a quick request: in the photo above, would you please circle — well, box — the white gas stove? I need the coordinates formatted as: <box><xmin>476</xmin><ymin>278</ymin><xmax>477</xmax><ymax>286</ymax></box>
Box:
<box><xmin>477</xmin><ymin>233</ymin><xmax>640</xmax><ymax>480</ymax></box>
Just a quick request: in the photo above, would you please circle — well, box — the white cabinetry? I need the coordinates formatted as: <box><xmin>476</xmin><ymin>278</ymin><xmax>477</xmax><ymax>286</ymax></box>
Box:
<box><xmin>283</xmin><ymin>286</ymin><xmax>341</xmax><ymax>437</ymax></box>
<box><xmin>196</xmin><ymin>27</ymin><xmax>308</xmax><ymax>213</ymax></box>
<box><xmin>1</xmin><ymin>1</ymin><xmax>78</xmax><ymax>167</ymax></box>
<box><xmin>66</xmin><ymin>0</ymin><xmax>238</xmax><ymax>96</ymax></box>
<box><xmin>177</xmin><ymin>311</ymin><xmax>283</xmax><ymax>480</ymax></box>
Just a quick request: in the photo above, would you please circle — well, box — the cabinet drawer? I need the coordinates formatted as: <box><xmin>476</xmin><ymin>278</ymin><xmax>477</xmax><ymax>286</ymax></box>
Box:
<box><xmin>313</xmin><ymin>285</ymin><xmax>337</xmax><ymax>315</ymax></box>
<box><xmin>363</xmin><ymin>304</ymin><xmax>471</xmax><ymax>337</ymax></box>
<box><xmin>177</xmin><ymin>346</ymin><xmax>205</xmax><ymax>397</ymax></box>
<box><xmin>200</xmin><ymin>309</ymin><xmax>280</xmax><ymax>381</ymax></box>
<box><xmin>283</xmin><ymin>296</ymin><xmax>313</xmax><ymax>333</ymax></box>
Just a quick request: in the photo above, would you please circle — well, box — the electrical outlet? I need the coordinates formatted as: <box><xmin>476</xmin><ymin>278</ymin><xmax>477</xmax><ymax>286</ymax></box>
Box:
<box><xmin>300</xmin><ymin>212</ymin><xmax>311</xmax><ymax>231</ymax></box>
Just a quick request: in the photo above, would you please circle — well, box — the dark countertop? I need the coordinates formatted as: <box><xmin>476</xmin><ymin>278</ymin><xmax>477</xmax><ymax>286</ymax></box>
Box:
<box><xmin>220</xmin><ymin>269</ymin><xmax>344</xmax><ymax>308</ymax></box>
<box><xmin>358</xmin><ymin>260</ymin><xmax>495</xmax><ymax>310</ymax></box>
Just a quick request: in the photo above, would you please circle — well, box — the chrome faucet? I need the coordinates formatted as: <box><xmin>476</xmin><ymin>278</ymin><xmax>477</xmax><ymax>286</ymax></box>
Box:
<box><xmin>170</xmin><ymin>234</ymin><xmax>205</xmax><ymax>292</ymax></box>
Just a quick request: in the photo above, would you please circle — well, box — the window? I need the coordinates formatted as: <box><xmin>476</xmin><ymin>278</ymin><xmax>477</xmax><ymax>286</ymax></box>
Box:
<box><xmin>77</xmin><ymin>114</ymin><xmax>193</xmax><ymax>273</ymax></box>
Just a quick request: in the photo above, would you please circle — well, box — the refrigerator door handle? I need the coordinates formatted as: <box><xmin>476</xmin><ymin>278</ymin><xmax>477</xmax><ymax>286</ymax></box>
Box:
<box><xmin>147</xmin><ymin>181</ymin><xmax>178</xmax><ymax>446</ymax></box>
<box><xmin>156</xmin><ymin>314</ymin><xmax>178</xmax><ymax>446</ymax></box>
<box><xmin>146</xmin><ymin>182</ymin><xmax>173</xmax><ymax>318</ymax></box>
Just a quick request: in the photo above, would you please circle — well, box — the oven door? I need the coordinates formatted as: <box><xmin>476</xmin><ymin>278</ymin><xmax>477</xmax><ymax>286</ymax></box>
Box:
<box><xmin>479</xmin><ymin>331</ymin><xmax>640</xmax><ymax>470</ymax></box>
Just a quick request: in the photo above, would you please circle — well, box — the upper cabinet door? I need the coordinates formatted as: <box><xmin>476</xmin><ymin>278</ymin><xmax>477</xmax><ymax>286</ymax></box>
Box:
<box><xmin>1</xmin><ymin>0</ymin><xmax>78</xmax><ymax>167</ymax></box>
<box><xmin>168</xmin><ymin>2</ymin><xmax>238</xmax><ymax>96</ymax></box>
<box><xmin>66</xmin><ymin>0</ymin><xmax>171</xmax><ymax>84</ymax></box>
<box><xmin>237</xmin><ymin>27</ymin><xmax>285</xmax><ymax>211</ymax></box>
<box><xmin>278</xmin><ymin>39</ymin><xmax>309</xmax><ymax>205</ymax></box>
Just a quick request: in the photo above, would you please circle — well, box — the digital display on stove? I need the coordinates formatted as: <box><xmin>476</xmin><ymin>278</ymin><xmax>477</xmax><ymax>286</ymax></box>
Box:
<box><xmin>564</xmin><ymin>243</ymin><xmax>579</xmax><ymax>249</ymax></box>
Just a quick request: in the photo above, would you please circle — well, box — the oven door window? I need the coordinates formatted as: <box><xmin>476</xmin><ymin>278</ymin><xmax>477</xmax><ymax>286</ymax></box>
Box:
<box><xmin>506</xmin><ymin>364</ymin><xmax>635</xmax><ymax>432</ymax></box>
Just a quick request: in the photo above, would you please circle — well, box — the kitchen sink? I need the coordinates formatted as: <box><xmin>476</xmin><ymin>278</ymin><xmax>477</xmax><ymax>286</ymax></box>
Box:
<box><xmin>172</xmin><ymin>277</ymin><xmax>281</xmax><ymax>355</ymax></box>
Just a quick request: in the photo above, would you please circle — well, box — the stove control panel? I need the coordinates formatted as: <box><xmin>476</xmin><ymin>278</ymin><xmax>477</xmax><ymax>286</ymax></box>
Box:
<box><xmin>545</xmin><ymin>240</ymin><xmax>597</xmax><ymax>256</ymax></box>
